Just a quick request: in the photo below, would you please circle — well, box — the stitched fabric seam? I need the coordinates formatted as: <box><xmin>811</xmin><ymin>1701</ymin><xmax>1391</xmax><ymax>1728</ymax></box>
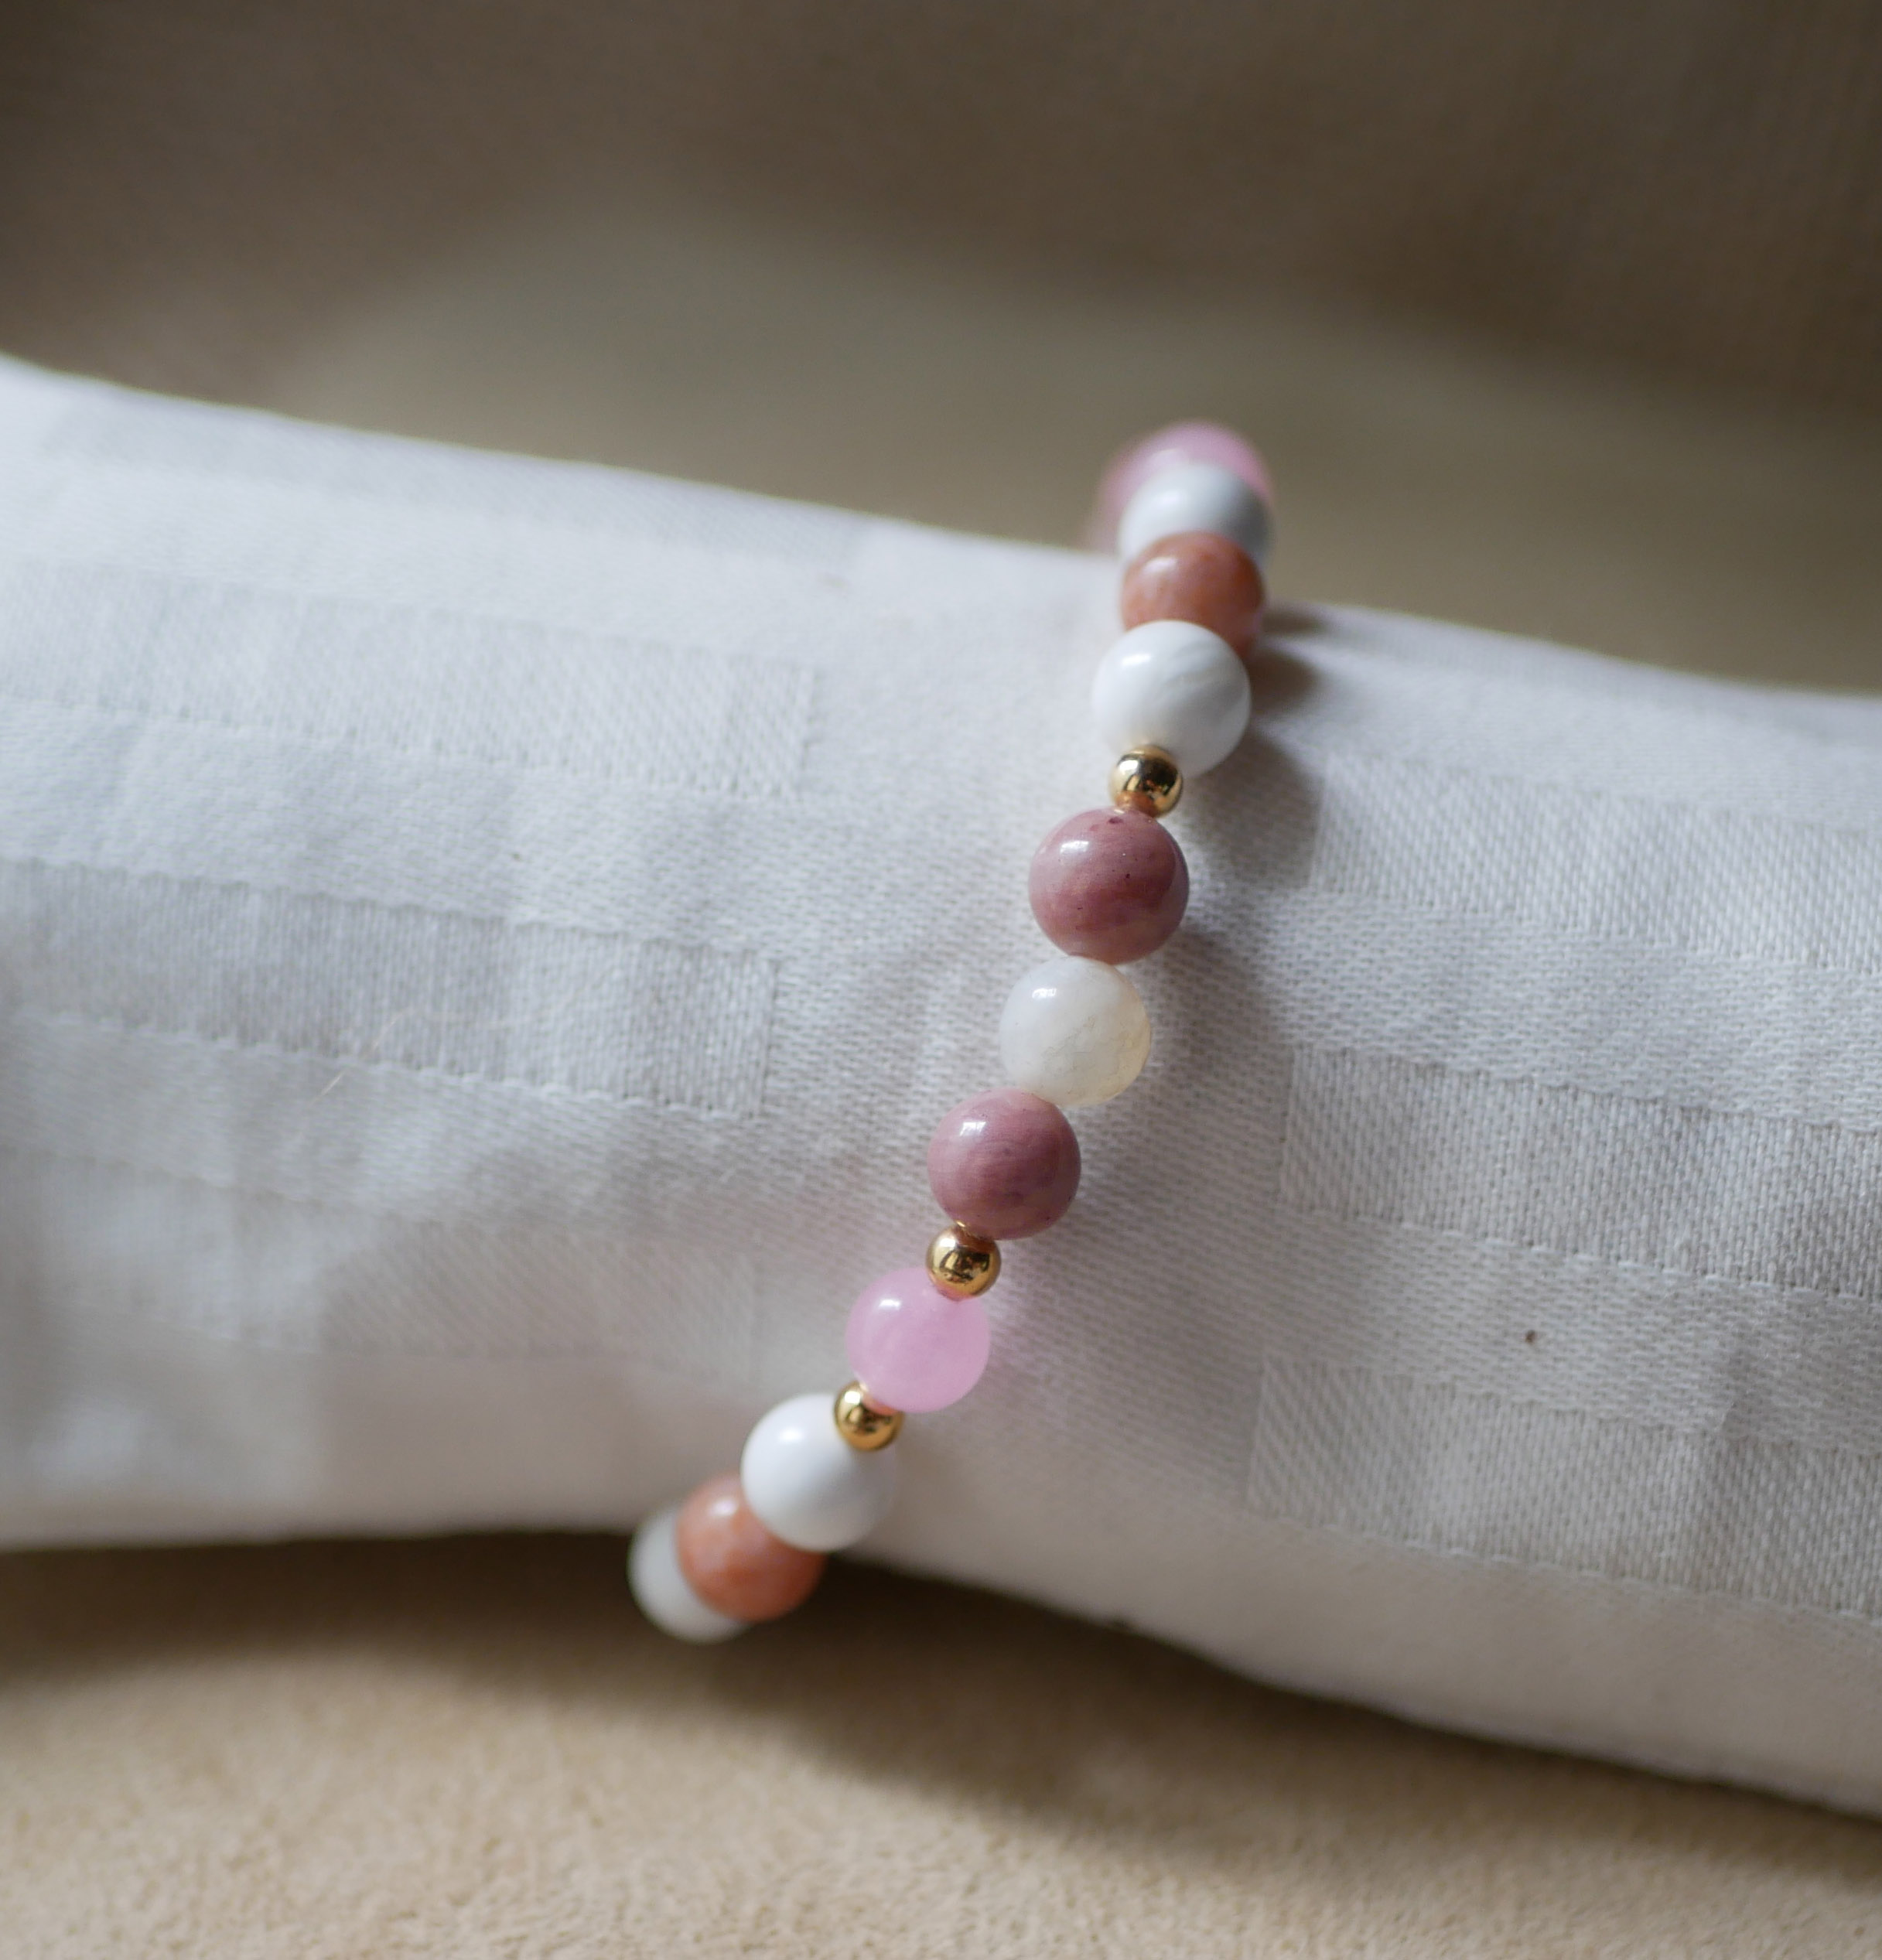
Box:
<box><xmin>0</xmin><ymin>1138</ymin><xmax>664</xmax><ymax>1244</ymax></box>
<box><xmin>4</xmin><ymin>1007</ymin><xmax>767</xmax><ymax>1122</ymax></box>
<box><xmin>1252</xmin><ymin>1353</ymin><xmax>1882</xmax><ymax>1468</ymax></box>
<box><xmin>0</xmin><ymin>613</ymin><xmax>817</xmax><ymax>802</ymax></box>
<box><xmin>36</xmin><ymin>435</ymin><xmax>867</xmax><ymax>567</ymax></box>
<box><xmin>1289</xmin><ymin>626</ymin><xmax>1882</xmax><ymax>767</ymax></box>
<box><xmin>1254</xmin><ymin>1513</ymin><xmax>1882</xmax><ymax>1631</ymax></box>
<box><xmin>1288</xmin><ymin>1040</ymin><xmax>1882</xmax><ymax>1145</ymax></box>
<box><xmin>1276</xmin><ymin>728</ymin><xmax>1882</xmax><ymax>845</ymax></box>
<box><xmin>1283</xmin><ymin>880</ymin><xmax>1882</xmax><ymax>980</ymax></box>
<box><xmin>1279</xmin><ymin>1197</ymin><xmax>1882</xmax><ymax>1308</ymax></box>
<box><xmin>35</xmin><ymin>1299</ymin><xmax>736</xmax><ymax>1379</ymax></box>
<box><xmin>0</xmin><ymin>846</ymin><xmax>777</xmax><ymax>953</ymax></box>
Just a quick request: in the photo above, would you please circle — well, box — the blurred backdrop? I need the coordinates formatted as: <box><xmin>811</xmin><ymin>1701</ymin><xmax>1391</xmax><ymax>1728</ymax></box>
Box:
<box><xmin>1</xmin><ymin>0</ymin><xmax>1879</xmax><ymax>685</ymax></box>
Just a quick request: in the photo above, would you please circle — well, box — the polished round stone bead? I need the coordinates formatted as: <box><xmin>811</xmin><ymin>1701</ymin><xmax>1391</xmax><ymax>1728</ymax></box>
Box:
<box><xmin>675</xmin><ymin>1472</ymin><xmax>826</xmax><ymax>1622</ymax></box>
<box><xmin>999</xmin><ymin>954</ymin><xmax>1151</xmax><ymax>1108</ymax></box>
<box><xmin>846</xmin><ymin>1267</ymin><xmax>992</xmax><ymax>1414</ymax></box>
<box><xmin>1097</xmin><ymin>422</ymin><xmax>1274</xmax><ymax>540</ymax></box>
<box><xmin>1116</xmin><ymin>461</ymin><xmax>1272</xmax><ymax>567</ymax></box>
<box><xmin>1030</xmin><ymin>805</ymin><xmax>1189</xmax><ymax>964</ymax></box>
<box><xmin>927</xmin><ymin>1088</ymin><xmax>1081</xmax><ymax>1241</ymax></box>
<box><xmin>1091</xmin><ymin>620</ymin><xmax>1252</xmax><ymax>778</ymax></box>
<box><xmin>741</xmin><ymin>1391</ymin><xmax>899</xmax><ymax>1552</ymax></box>
<box><xmin>628</xmin><ymin>1504</ymin><xmax>748</xmax><ymax>1642</ymax></box>
<box><xmin>1120</xmin><ymin>530</ymin><xmax>1266</xmax><ymax>661</ymax></box>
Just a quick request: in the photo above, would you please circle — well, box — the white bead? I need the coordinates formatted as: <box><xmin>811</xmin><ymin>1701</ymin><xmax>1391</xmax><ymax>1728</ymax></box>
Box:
<box><xmin>740</xmin><ymin>1391</ymin><xmax>898</xmax><ymax>1552</ymax></box>
<box><xmin>1091</xmin><ymin>620</ymin><xmax>1252</xmax><ymax>777</ymax></box>
<box><xmin>627</xmin><ymin>1504</ymin><xmax>747</xmax><ymax>1642</ymax></box>
<box><xmin>1116</xmin><ymin>460</ymin><xmax>1273</xmax><ymax>565</ymax></box>
<box><xmin>999</xmin><ymin>954</ymin><xmax>1150</xmax><ymax>1108</ymax></box>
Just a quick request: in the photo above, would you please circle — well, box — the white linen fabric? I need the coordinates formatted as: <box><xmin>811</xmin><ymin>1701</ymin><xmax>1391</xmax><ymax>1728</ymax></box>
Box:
<box><xmin>2</xmin><ymin>351</ymin><xmax>1880</xmax><ymax>1813</ymax></box>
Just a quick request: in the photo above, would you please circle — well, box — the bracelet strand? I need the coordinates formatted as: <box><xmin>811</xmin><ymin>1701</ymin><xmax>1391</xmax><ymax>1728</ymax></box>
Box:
<box><xmin>630</xmin><ymin>421</ymin><xmax>1273</xmax><ymax>1639</ymax></box>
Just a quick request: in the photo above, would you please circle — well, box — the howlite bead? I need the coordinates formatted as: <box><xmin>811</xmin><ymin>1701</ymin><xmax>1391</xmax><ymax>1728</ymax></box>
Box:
<box><xmin>628</xmin><ymin>1505</ymin><xmax>747</xmax><ymax>1642</ymax></box>
<box><xmin>1091</xmin><ymin>620</ymin><xmax>1252</xmax><ymax>778</ymax></box>
<box><xmin>741</xmin><ymin>1392</ymin><xmax>899</xmax><ymax>1552</ymax></box>
<box><xmin>1097</xmin><ymin>422</ymin><xmax>1274</xmax><ymax>538</ymax></box>
<box><xmin>1116</xmin><ymin>462</ymin><xmax>1272</xmax><ymax>567</ymax></box>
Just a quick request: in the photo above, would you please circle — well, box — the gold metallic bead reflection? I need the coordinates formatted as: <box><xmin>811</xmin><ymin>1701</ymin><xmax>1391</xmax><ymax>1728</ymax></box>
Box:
<box><xmin>1109</xmin><ymin>746</ymin><xmax>1183</xmax><ymax>818</ymax></box>
<box><xmin>926</xmin><ymin>1224</ymin><xmax>1000</xmax><ymax>1297</ymax></box>
<box><xmin>834</xmin><ymin>1381</ymin><xmax>903</xmax><ymax>1452</ymax></box>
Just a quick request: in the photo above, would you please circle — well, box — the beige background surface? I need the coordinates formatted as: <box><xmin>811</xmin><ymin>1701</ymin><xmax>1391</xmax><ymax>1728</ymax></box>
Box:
<box><xmin>5</xmin><ymin>1537</ymin><xmax>1881</xmax><ymax>1958</ymax></box>
<box><xmin>4</xmin><ymin>4</ymin><xmax>1882</xmax><ymax>1952</ymax></box>
<box><xmin>261</xmin><ymin>186</ymin><xmax>1882</xmax><ymax>694</ymax></box>
<box><xmin>4</xmin><ymin>0</ymin><xmax>1881</xmax><ymax>415</ymax></box>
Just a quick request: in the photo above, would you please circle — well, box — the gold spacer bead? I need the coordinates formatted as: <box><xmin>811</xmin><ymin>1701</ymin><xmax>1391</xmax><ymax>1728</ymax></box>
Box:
<box><xmin>1109</xmin><ymin>746</ymin><xmax>1184</xmax><ymax>818</ymax></box>
<box><xmin>834</xmin><ymin>1381</ymin><xmax>903</xmax><ymax>1452</ymax></box>
<box><xmin>926</xmin><ymin>1224</ymin><xmax>1000</xmax><ymax>1297</ymax></box>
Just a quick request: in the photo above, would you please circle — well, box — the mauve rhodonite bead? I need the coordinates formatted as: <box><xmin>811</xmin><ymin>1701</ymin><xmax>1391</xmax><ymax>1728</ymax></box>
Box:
<box><xmin>675</xmin><ymin>1473</ymin><xmax>826</xmax><ymax>1621</ymax></box>
<box><xmin>1120</xmin><ymin>530</ymin><xmax>1265</xmax><ymax>661</ymax></box>
<box><xmin>927</xmin><ymin>1088</ymin><xmax>1081</xmax><ymax>1240</ymax></box>
<box><xmin>1030</xmin><ymin>806</ymin><xmax>1189</xmax><ymax>965</ymax></box>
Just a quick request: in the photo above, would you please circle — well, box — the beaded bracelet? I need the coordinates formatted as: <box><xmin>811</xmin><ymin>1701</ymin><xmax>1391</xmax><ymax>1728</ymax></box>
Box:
<box><xmin>630</xmin><ymin>421</ymin><xmax>1273</xmax><ymax>1640</ymax></box>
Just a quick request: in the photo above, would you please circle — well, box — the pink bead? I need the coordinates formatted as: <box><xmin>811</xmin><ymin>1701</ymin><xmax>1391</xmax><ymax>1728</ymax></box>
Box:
<box><xmin>1030</xmin><ymin>807</ymin><xmax>1189</xmax><ymax>964</ymax></box>
<box><xmin>846</xmin><ymin>1268</ymin><xmax>992</xmax><ymax>1414</ymax></box>
<box><xmin>927</xmin><ymin>1089</ymin><xmax>1081</xmax><ymax>1240</ymax></box>
<box><xmin>1095</xmin><ymin>422</ymin><xmax>1274</xmax><ymax>542</ymax></box>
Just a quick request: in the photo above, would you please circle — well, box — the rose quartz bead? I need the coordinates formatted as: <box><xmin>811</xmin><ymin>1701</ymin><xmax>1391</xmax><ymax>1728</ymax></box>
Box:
<box><xmin>928</xmin><ymin>1088</ymin><xmax>1081</xmax><ymax>1241</ymax></box>
<box><xmin>675</xmin><ymin>1472</ymin><xmax>826</xmax><ymax>1622</ymax></box>
<box><xmin>1120</xmin><ymin>530</ymin><xmax>1266</xmax><ymax>662</ymax></box>
<box><xmin>1030</xmin><ymin>807</ymin><xmax>1189</xmax><ymax>965</ymax></box>
<box><xmin>847</xmin><ymin>1268</ymin><xmax>991</xmax><ymax>1414</ymax></box>
<box><xmin>1096</xmin><ymin>421</ymin><xmax>1274</xmax><ymax>541</ymax></box>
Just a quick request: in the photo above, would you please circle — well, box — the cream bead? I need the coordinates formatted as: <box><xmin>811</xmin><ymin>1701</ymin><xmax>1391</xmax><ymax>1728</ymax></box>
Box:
<box><xmin>999</xmin><ymin>954</ymin><xmax>1150</xmax><ymax>1108</ymax></box>
<box><xmin>627</xmin><ymin>1504</ymin><xmax>747</xmax><ymax>1642</ymax></box>
<box><xmin>1091</xmin><ymin>620</ymin><xmax>1252</xmax><ymax>778</ymax></box>
<box><xmin>1115</xmin><ymin>460</ymin><xmax>1273</xmax><ymax>566</ymax></box>
<box><xmin>741</xmin><ymin>1391</ymin><xmax>900</xmax><ymax>1552</ymax></box>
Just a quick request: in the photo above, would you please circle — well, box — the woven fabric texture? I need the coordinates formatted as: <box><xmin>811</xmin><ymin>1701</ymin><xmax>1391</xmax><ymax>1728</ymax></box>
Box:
<box><xmin>2</xmin><ymin>351</ymin><xmax>1880</xmax><ymax>1813</ymax></box>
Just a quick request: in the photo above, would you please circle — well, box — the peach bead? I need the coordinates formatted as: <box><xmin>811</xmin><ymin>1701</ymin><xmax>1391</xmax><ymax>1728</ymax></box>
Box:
<box><xmin>675</xmin><ymin>1473</ymin><xmax>826</xmax><ymax>1622</ymax></box>
<box><xmin>1120</xmin><ymin>531</ymin><xmax>1266</xmax><ymax>661</ymax></box>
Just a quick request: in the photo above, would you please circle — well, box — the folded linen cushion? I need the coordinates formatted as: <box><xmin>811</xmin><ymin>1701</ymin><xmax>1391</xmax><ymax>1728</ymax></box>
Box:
<box><xmin>1</xmin><ymin>353</ymin><xmax>1878</xmax><ymax>1812</ymax></box>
